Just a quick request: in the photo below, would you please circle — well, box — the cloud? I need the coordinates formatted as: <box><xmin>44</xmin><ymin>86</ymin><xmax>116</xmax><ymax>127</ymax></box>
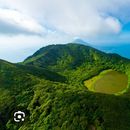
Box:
<box><xmin>0</xmin><ymin>8</ymin><xmax>45</xmax><ymax>35</ymax></box>
<box><xmin>104</xmin><ymin>17</ymin><xmax>121</xmax><ymax>34</ymax></box>
<box><xmin>0</xmin><ymin>0</ymin><xmax>124</xmax><ymax>37</ymax></box>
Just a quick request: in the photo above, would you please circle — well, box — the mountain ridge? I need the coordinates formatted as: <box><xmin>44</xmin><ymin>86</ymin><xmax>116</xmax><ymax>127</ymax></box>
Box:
<box><xmin>23</xmin><ymin>43</ymin><xmax>129</xmax><ymax>72</ymax></box>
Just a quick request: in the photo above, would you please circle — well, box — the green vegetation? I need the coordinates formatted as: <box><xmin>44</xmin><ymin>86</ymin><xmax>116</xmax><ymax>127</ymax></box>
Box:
<box><xmin>84</xmin><ymin>70</ymin><xmax>128</xmax><ymax>94</ymax></box>
<box><xmin>0</xmin><ymin>43</ymin><xmax>130</xmax><ymax>130</ymax></box>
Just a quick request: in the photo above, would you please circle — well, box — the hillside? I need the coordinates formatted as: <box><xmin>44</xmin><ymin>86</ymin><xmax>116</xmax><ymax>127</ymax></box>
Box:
<box><xmin>23</xmin><ymin>43</ymin><xmax>128</xmax><ymax>71</ymax></box>
<box><xmin>0</xmin><ymin>43</ymin><xmax>130</xmax><ymax>130</ymax></box>
<box><xmin>23</xmin><ymin>43</ymin><xmax>129</xmax><ymax>86</ymax></box>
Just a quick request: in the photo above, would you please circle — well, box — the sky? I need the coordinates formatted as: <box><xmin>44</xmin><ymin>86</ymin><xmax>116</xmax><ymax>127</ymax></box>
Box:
<box><xmin>0</xmin><ymin>0</ymin><xmax>130</xmax><ymax>62</ymax></box>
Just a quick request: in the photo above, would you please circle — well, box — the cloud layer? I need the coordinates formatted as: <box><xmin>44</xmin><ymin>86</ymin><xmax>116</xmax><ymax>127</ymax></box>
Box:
<box><xmin>0</xmin><ymin>0</ymin><xmax>124</xmax><ymax>37</ymax></box>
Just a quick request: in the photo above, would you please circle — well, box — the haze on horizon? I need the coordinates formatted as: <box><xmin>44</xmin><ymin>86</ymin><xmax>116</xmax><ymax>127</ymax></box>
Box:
<box><xmin>0</xmin><ymin>0</ymin><xmax>130</xmax><ymax>62</ymax></box>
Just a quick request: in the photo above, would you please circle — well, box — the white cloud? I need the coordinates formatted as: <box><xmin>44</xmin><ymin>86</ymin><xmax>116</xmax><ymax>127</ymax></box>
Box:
<box><xmin>0</xmin><ymin>0</ymin><xmax>124</xmax><ymax>37</ymax></box>
<box><xmin>105</xmin><ymin>17</ymin><xmax>122</xmax><ymax>34</ymax></box>
<box><xmin>0</xmin><ymin>8</ymin><xmax>45</xmax><ymax>34</ymax></box>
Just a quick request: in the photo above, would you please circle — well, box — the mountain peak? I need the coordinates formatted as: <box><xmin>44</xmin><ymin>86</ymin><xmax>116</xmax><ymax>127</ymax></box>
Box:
<box><xmin>72</xmin><ymin>38</ymin><xmax>88</xmax><ymax>44</ymax></box>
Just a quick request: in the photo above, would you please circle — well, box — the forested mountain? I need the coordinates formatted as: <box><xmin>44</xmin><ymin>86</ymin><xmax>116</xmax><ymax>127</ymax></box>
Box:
<box><xmin>0</xmin><ymin>43</ymin><xmax>130</xmax><ymax>130</ymax></box>
<box><xmin>23</xmin><ymin>43</ymin><xmax>128</xmax><ymax>71</ymax></box>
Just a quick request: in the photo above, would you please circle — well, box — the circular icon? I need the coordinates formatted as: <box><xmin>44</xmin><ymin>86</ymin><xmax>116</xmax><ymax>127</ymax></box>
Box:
<box><xmin>14</xmin><ymin>111</ymin><xmax>25</xmax><ymax>123</ymax></box>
